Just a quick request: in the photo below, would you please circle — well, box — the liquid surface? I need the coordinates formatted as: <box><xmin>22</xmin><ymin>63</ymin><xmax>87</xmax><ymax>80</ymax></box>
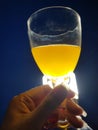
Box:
<box><xmin>32</xmin><ymin>44</ymin><xmax>81</xmax><ymax>77</ymax></box>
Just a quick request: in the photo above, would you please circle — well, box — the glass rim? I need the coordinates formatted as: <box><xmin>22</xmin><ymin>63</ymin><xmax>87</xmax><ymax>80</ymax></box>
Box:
<box><xmin>27</xmin><ymin>6</ymin><xmax>81</xmax><ymax>38</ymax></box>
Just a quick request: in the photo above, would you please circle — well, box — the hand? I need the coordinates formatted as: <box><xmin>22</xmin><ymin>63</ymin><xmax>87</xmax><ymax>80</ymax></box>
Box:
<box><xmin>1</xmin><ymin>85</ymin><xmax>84</xmax><ymax>130</ymax></box>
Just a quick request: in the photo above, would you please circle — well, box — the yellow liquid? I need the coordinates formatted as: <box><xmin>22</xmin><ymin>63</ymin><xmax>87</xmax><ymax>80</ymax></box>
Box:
<box><xmin>31</xmin><ymin>44</ymin><xmax>81</xmax><ymax>77</ymax></box>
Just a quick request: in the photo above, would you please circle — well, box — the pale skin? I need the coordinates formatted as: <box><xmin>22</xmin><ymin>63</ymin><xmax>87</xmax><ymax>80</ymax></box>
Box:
<box><xmin>1</xmin><ymin>85</ymin><xmax>84</xmax><ymax>130</ymax></box>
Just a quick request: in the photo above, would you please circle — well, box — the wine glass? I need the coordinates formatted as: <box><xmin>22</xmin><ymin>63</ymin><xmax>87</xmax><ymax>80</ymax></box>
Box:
<box><xmin>27</xmin><ymin>6</ymin><xmax>91</xmax><ymax>130</ymax></box>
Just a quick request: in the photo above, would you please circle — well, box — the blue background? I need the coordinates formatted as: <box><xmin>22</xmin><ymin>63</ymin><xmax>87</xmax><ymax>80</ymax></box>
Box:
<box><xmin>0</xmin><ymin>0</ymin><xmax>98</xmax><ymax>129</ymax></box>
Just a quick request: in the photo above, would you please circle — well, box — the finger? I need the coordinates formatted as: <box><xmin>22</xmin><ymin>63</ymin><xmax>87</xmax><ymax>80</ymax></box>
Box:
<box><xmin>66</xmin><ymin>99</ymin><xmax>83</xmax><ymax>115</ymax></box>
<box><xmin>22</xmin><ymin>85</ymin><xmax>52</xmax><ymax>101</ymax></box>
<box><xmin>67</xmin><ymin>114</ymin><xmax>84</xmax><ymax>128</ymax></box>
<box><xmin>22</xmin><ymin>85</ymin><xmax>52</xmax><ymax>97</ymax></box>
<box><xmin>19</xmin><ymin>85</ymin><xmax>52</xmax><ymax>108</ymax></box>
<box><xmin>32</xmin><ymin>85</ymin><xmax>75</xmax><ymax>125</ymax></box>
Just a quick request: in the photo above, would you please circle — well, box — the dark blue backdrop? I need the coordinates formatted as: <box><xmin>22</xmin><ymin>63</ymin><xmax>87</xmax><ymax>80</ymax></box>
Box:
<box><xmin>0</xmin><ymin>0</ymin><xmax>98</xmax><ymax>129</ymax></box>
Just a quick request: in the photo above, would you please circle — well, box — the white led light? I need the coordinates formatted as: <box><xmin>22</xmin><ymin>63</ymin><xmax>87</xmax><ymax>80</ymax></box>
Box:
<box><xmin>42</xmin><ymin>72</ymin><xmax>79</xmax><ymax>99</ymax></box>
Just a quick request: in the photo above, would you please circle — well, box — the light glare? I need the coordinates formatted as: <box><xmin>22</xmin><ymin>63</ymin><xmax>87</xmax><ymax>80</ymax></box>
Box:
<box><xmin>42</xmin><ymin>72</ymin><xmax>79</xmax><ymax>99</ymax></box>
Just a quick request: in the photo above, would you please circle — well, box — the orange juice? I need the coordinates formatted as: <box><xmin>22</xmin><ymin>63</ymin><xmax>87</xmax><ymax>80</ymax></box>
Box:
<box><xmin>31</xmin><ymin>44</ymin><xmax>81</xmax><ymax>77</ymax></box>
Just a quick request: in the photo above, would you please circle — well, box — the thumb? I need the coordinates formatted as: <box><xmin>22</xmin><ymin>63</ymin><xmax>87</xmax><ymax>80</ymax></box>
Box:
<box><xmin>32</xmin><ymin>84</ymin><xmax>75</xmax><ymax>126</ymax></box>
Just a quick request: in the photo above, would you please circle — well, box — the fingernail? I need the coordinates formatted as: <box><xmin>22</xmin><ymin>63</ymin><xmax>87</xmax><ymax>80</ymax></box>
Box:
<box><xmin>61</xmin><ymin>83</ymin><xmax>75</xmax><ymax>98</ymax></box>
<box><xmin>52</xmin><ymin>84</ymin><xmax>68</xmax><ymax>98</ymax></box>
<box><xmin>82</xmin><ymin>110</ymin><xmax>87</xmax><ymax>117</ymax></box>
